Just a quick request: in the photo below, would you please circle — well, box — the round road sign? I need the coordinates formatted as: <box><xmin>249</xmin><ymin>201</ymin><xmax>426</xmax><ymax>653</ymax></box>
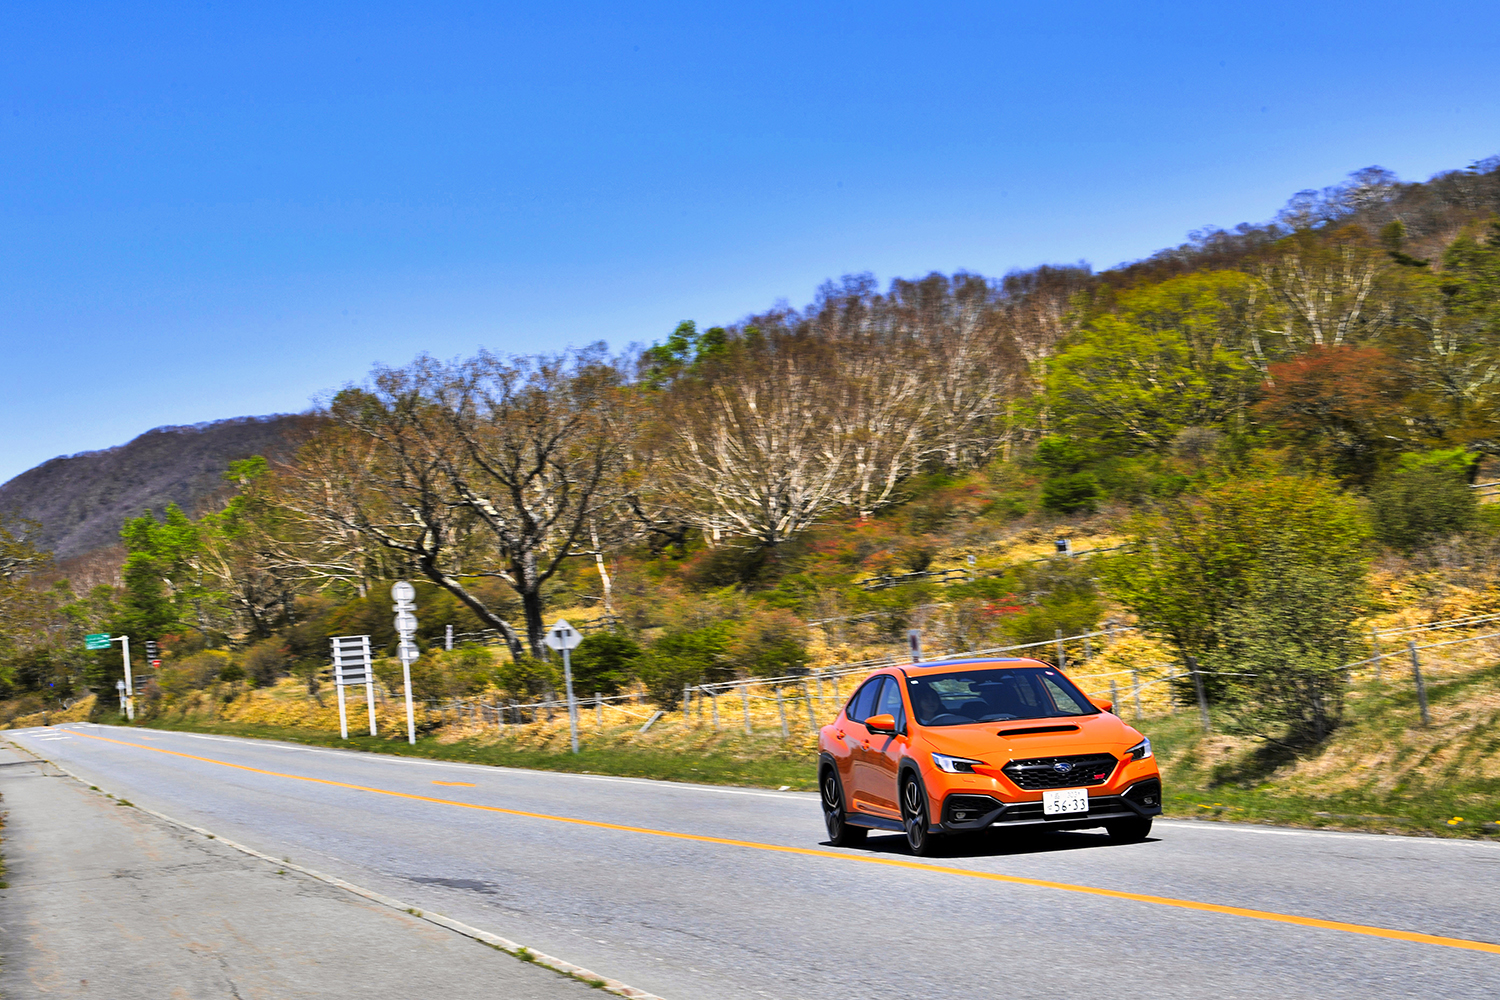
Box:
<box><xmin>391</xmin><ymin>580</ymin><xmax>416</xmax><ymax>603</ymax></box>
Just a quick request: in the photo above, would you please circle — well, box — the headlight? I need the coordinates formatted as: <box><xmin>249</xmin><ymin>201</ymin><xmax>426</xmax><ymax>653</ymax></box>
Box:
<box><xmin>1127</xmin><ymin>738</ymin><xmax>1153</xmax><ymax>761</ymax></box>
<box><xmin>931</xmin><ymin>752</ymin><xmax>984</xmax><ymax>773</ymax></box>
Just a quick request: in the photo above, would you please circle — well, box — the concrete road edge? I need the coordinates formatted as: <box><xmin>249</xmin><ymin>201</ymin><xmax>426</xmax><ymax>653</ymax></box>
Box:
<box><xmin>2</xmin><ymin>733</ymin><xmax>667</xmax><ymax>1000</ymax></box>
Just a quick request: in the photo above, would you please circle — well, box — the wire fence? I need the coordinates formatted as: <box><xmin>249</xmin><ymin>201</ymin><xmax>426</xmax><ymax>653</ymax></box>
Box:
<box><xmin>382</xmin><ymin>609</ymin><xmax>1500</xmax><ymax>740</ymax></box>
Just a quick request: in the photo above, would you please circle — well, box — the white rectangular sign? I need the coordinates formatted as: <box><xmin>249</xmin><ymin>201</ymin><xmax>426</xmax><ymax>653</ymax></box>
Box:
<box><xmin>330</xmin><ymin>634</ymin><xmax>377</xmax><ymax>739</ymax></box>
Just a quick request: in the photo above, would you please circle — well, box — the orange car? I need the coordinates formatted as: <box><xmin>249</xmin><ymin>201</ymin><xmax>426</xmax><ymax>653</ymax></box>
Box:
<box><xmin>817</xmin><ymin>658</ymin><xmax>1162</xmax><ymax>855</ymax></box>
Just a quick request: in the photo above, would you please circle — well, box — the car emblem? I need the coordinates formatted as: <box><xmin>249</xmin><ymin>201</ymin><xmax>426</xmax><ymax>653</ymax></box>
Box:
<box><xmin>1052</xmin><ymin>762</ymin><xmax>1072</xmax><ymax>774</ymax></box>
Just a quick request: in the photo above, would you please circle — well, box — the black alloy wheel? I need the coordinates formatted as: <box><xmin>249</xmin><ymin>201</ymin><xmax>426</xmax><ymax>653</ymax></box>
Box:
<box><xmin>901</xmin><ymin>776</ymin><xmax>940</xmax><ymax>856</ymax></box>
<box><xmin>822</xmin><ymin>768</ymin><xmax>866</xmax><ymax>847</ymax></box>
<box><xmin>1104</xmin><ymin>817</ymin><xmax>1153</xmax><ymax>843</ymax></box>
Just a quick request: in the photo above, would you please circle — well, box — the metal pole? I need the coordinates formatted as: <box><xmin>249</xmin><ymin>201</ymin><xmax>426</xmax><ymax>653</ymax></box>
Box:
<box><xmin>445</xmin><ymin>624</ymin><xmax>453</xmax><ymax>651</ymax></box>
<box><xmin>364</xmin><ymin>638</ymin><xmax>378</xmax><ymax>736</ymax></box>
<box><xmin>1109</xmin><ymin>678</ymin><xmax>1119</xmax><ymax>714</ymax></box>
<box><xmin>802</xmin><ymin>682</ymin><xmax>816</xmax><ymax>731</ymax></box>
<box><xmin>1372</xmin><ymin>626</ymin><xmax>1383</xmax><ymax>684</ymax></box>
<box><xmin>683</xmin><ymin>686</ymin><xmax>692</xmax><ymax>724</ymax></box>
<box><xmin>1185</xmin><ymin>653</ymin><xmax>1211</xmax><ymax>734</ymax></box>
<box><xmin>1055</xmin><ymin>628</ymin><xmax>1065</xmax><ymax>669</ymax></box>
<box><xmin>401</xmin><ymin>649</ymin><xmax>416</xmax><ymax>744</ymax></box>
<box><xmin>336</xmin><ymin>673</ymin><xmax>349</xmax><ymax>739</ymax></box>
<box><xmin>1130</xmin><ymin>669</ymin><xmax>1142</xmax><ymax>720</ymax></box>
<box><xmin>595</xmin><ymin>692</ymin><xmax>603</xmax><ymax>728</ymax></box>
<box><xmin>775</xmin><ymin>687</ymin><xmax>789</xmax><ymax>737</ymax></box>
<box><xmin>114</xmin><ymin>635</ymin><xmax>135</xmax><ymax>722</ymax></box>
<box><xmin>562</xmin><ymin>646</ymin><xmax>579</xmax><ymax>754</ymax></box>
<box><xmin>1408</xmin><ymin>641</ymin><xmax>1430</xmax><ymax>727</ymax></box>
<box><xmin>711</xmin><ymin>690</ymin><xmax>720</xmax><ymax>730</ymax></box>
<box><xmin>741</xmin><ymin>682</ymin><xmax>752</xmax><ymax>734</ymax></box>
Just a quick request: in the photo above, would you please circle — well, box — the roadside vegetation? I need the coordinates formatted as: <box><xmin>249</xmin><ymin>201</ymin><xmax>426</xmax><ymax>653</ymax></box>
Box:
<box><xmin>2</xmin><ymin>159</ymin><xmax>1500</xmax><ymax>840</ymax></box>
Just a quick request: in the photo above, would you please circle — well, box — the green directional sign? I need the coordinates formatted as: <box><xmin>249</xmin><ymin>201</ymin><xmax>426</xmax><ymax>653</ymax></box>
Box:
<box><xmin>84</xmin><ymin>633</ymin><xmax>112</xmax><ymax>650</ymax></box>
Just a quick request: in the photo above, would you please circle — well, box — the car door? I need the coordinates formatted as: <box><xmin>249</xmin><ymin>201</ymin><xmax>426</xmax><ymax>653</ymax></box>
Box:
<box><xmin>837</xmin><ymin>677</ymin><xmax>883</xmax><ymax>809</ymax></box>
<box><xmin>856</xmin><ymin>675</ymin><xmax>907</xmax><ymax>815</ymax></box>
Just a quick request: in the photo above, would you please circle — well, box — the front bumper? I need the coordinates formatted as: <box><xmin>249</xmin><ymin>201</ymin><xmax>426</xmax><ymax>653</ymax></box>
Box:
<box><xmin>938</xmin><ymin>777</ymin><xmax>1163</xmax><ymax>832</ymax></box>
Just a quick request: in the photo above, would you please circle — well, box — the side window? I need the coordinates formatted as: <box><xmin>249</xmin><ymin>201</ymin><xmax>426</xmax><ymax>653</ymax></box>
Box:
<box><xmin>1041</xmin><ymin>676</ymin><xmax>1089</xmax><ymax>715</ymax></box>
<box><xmin>847</xmin><ymin>678</ymin><xmax>882</xmax><ymax>723</ymax></box>
<box><xmin>874</xmin><ymin>676</ymin><xmax>906</xmax><ymax>730</ymax></box>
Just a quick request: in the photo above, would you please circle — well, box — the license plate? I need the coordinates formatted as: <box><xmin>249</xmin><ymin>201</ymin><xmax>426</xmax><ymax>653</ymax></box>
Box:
<box><xmin>1042</xmin><ymin>788</ymin><xmax>1089</xmax><ymax>816</ymax></box>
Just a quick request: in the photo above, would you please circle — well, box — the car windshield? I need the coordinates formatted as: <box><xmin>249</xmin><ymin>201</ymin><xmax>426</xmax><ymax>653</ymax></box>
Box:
<box><xmin>906</xmin><ymin>666</ymin><xmax>1097</xmax><ymax>727</ymax></box>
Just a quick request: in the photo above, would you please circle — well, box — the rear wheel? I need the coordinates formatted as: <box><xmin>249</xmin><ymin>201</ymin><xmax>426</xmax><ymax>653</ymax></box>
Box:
<box><xmin>901</xmin><ymin>775</ymin><xmax>942</xmax><ymax>857</ymax></box>
<box><xmin>821</xmin><ymin>768</ymin><xmax>866</xmax><ymax>847</ymax></box>
<box><xmin>1105</xmin><ymin>817</ymin><xmax>1153</xmax><ymax>843</ymax></box>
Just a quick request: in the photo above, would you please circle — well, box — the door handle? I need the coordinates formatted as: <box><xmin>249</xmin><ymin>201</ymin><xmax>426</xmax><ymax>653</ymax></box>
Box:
<box><xmin>835</xmin><ymin>729</ymin><xmax>845</xmax><ymax>739</ymax></box>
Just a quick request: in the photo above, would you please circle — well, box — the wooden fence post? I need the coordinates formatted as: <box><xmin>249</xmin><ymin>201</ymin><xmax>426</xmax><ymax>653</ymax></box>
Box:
<box><xmin>1373</xmin><ymin>627</ymin><xmax>1383</xmax><ymax>684</ymax></box>
<box><xmin>682</xmin><ymin>686</ymin><xmax>691</xmax><ymax>724</ymax></box>
<box><xmin>802</xmin><ymin>682</ymin><xmax>816</xmax><ymax>731</ymax></box>
<box><xmin>595</xmin><ymin>692</ymin><xmax>602</xmax><ymax>728</ymax></box>
<box><xmin>1109</xmin><ymin>678</ymin><xmax>1119</xmax><ymax>714</ymax></box>
<box><xmin>1130</xmin><ymin>669</ymin><xmax>1142</xmax><ymax>720</ymax></box>
<box><xmin>1055</xmin><ymin>628</ymin><xmax>1065</xmax><ymax>669</ymax></box>
<box><xmin>774</xmin><ymin>687</ymin><xmax>789</xmax><ymax>737</ymax></box>
<box><xmin>1185</xmin><ymin>653</ymin><xmax>1211</xmax><ymax>734</ymax></box>
<box><xmin>1408</xmin><ymin>640</ymin><xmax>1430</xmax><ymax>726</ymax></box>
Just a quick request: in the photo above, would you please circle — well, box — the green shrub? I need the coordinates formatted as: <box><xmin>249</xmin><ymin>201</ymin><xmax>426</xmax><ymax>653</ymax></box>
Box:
<box><xmin>1370</xmin><ymin>451</ymin><xmax>1478</xmax><ymax>550</ymax></box>
<box><xmin>567</xmin><ymin>633</ymin><xmax>641</xmax><ymax>696</ymax></box>
<box><xmin>1041</xmin><ymin>472</ymin><xmax>1101</xmax><ymax>513</ymax></box>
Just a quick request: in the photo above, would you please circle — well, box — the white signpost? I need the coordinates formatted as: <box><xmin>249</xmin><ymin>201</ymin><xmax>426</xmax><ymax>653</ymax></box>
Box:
<box><xmin>392</xmin><ymin>581</ymin><xmax>418</xmax><ymax>745</ymax></box>
<box><xmin>908</xmin><ymin>628</ymin><xmax>923</xmax><ymax>663</ymax></box>
<box><xmin>545</xmin><ymin>618</ymin><xmax>583</xmax><ymax>754</ymax></box>
<box><xmin>113</xmin><ymin>635</ymin><xmax>134</xmax><ymax>721</ymax></box>
<box><xmin>330</xmin><ymin>635</ymin><xmax>378</xmax><ymax>739</ymax></box>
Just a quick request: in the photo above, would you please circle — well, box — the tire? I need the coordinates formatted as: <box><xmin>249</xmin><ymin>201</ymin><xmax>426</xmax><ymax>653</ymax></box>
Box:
<box><xmin>900</xmin><ymin>774</ymin><xmax>942</xmax><ymax>857</ymax></box>
<box><xmin>1105</xmin><ymin>817</ymin><xmax>1153</xmax><ymax>843</ymax></box>
<box><xmin>821</xmin><ymin>767</ymin><xmax>867</xmax><ymax>847</ymax></box>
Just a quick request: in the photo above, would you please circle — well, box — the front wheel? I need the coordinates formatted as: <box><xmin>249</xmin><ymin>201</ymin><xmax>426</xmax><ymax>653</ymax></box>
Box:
<box><xmin>901</xmin><ymin>775</ymin><xmax>942</xmax><ymax>857</ymax></box>
<box><xmin>1105</xmin><ymin>817</ymin><xmax>1153</xmax><ymax>842</ymax></box>
<box><xmin>822</xmin><ymin>768</ymin><xmax>866</xmax><ymax>847</ymax></box>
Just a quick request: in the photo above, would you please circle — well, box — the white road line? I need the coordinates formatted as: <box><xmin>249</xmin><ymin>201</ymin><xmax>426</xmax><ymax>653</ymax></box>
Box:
<box><xmin>1154</xmin><ymin>819</ymin><xmax>1500</xmax><ymax>850</ymax></box>
<box><xmin>62</xmin><ymin>728</ymin><xmax>1500</xmax><ymax>846</ymax></box>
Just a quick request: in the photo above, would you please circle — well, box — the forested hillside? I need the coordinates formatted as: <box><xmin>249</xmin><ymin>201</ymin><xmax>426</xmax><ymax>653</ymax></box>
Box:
<box><xmin>0</xmin><ymin>414</ymin><xmax>310</xmax><ymax>559</ymax></box>
<box><xmin>4</xmin><ymin>156</ymin><xmax>1500</xmax><ymax>782</ymax></box>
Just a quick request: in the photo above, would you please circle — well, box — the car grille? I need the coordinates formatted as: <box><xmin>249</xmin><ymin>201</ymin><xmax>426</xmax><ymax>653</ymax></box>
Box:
<box><xmin>1002</xmin><ymin>753</ymin><xmax>1119</xmax><ymax>789</ymax></box>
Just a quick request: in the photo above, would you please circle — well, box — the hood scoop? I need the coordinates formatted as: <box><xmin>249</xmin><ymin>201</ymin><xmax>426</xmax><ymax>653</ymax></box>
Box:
<box><xmin>998</xmin><ymin>724</ymin><xmax>1081</xmax><ymax>737</ymax></box>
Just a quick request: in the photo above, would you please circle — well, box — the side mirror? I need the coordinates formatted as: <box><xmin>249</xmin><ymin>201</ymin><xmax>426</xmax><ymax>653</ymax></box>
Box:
<box><xmin>1093</xmin><ymin>699</ymin><xmax>1114</xmax><ymax>714</ymax></box>
<box><xmin>865</xmin><ymin>713</ymin><xmax>898</xmax><ymax>734</ymax></box>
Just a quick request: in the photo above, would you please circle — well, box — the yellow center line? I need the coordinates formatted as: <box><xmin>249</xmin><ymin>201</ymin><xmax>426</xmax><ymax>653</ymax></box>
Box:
<box><xmin>72</xmin><ymin>730</ymin><xmax>1500</xmax><ymax>956</ymax></box>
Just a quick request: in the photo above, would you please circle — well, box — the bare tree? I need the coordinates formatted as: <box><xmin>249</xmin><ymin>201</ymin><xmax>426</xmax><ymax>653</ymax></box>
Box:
<box><xmin>277</xmin><ymin>349</ymin><xmax>624</xmax><ymax>659</ymax></box>
<box><xmin>657</xmin><ymin>335</ymin><xmax>853</xmax><ymax>549</ymax></box>
<box><xmin>1256</xmin><ymin>228</ymin><xmax>1395</xmax><ymax>348</ymax></box>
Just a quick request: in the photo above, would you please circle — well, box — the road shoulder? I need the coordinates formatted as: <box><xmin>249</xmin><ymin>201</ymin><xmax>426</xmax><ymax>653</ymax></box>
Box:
<box><xmin>0</xmin><ymin>743</ymin><xmax>602</xmax><ymax>1000</ymax></box>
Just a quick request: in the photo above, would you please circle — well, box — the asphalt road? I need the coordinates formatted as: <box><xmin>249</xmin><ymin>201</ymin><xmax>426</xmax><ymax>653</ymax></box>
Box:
<box><xmin>7</xmin><ymin>722</ymin><xmax>1499</xmax><ymax>1000</ymax></box>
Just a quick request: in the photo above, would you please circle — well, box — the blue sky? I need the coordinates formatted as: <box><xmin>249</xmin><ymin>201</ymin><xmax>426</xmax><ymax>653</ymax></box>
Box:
<box><xmin>2</xmin><ymin>1</ymin><xmax>1497</xmax><ymax>484</ymax></box>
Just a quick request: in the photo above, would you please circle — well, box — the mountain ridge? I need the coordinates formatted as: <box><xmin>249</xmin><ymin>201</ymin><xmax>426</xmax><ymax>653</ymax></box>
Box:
<box><xmin>0</xmin><ymin>414</ymin><xmax>312</xmax><ymax>560</ymax></box>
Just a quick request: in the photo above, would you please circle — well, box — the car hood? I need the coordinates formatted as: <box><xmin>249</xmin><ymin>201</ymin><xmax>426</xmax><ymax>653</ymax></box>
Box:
<box><xmin>921</xmin><ymin>712</ymin><xmax>1138</xmax><ymax>763</ymax></box>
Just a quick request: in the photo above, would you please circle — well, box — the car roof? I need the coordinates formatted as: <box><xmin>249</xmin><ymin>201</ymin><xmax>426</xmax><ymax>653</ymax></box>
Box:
<box><xmin>896</xmin><ymin>657</ymin><xmax>1052</xmax><ymax>677</ymax></box>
